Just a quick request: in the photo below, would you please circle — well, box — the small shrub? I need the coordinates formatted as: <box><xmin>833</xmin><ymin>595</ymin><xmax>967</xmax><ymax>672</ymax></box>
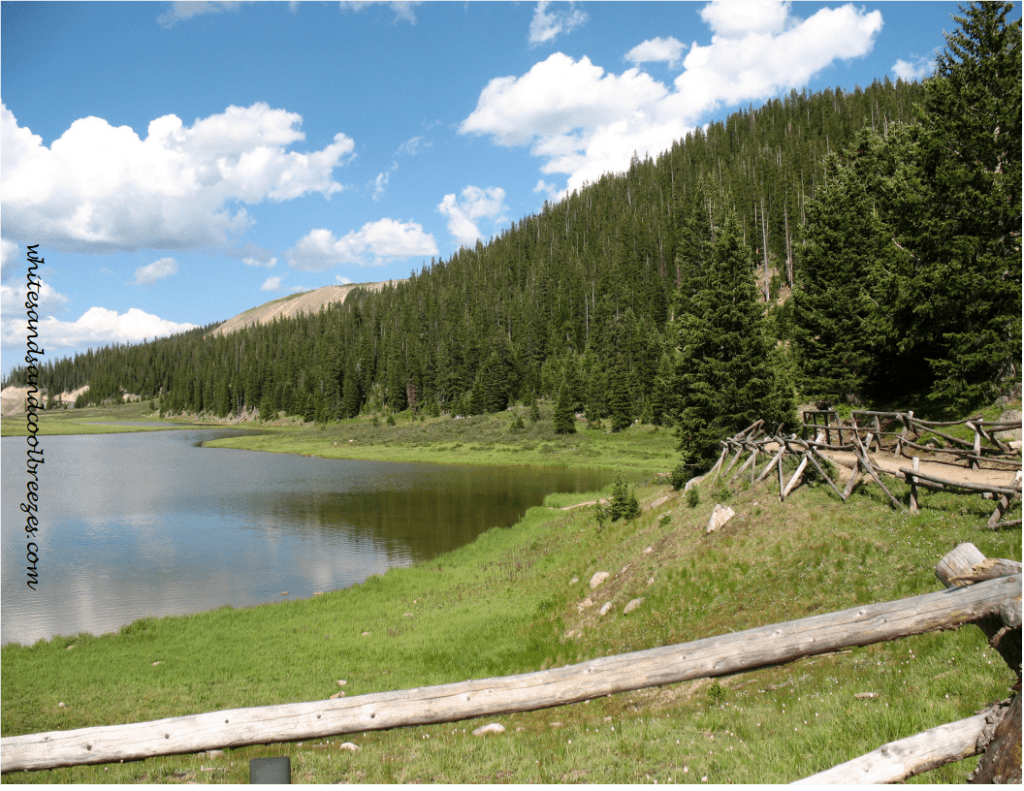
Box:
<box><xmin>707</xmin><ymin>681</ymin><xmax>726</xmax><ymax>705</ymax></box>
<box><xmin>610</xmin><ymin>473</ymin><xmax>641</xmax><ymax>521</ymax></box>
<box><xmin>509</xmin><ymin>413</ymin><xmax>525</xmax><ymax>431</ymax></box>
<box><xmin>686</xmin><ymin>487</ymin><xmax>700</xmax><ymax>508</ymax></box>
<box><xmin>669</xmin><ymin>462</ymin><xmax>693</xmax><ymax>491</ymax></box>
<box><xmin>386</xmin><ymin>414</ymin><xmax>396</xmax><ymax>427</ymax></box>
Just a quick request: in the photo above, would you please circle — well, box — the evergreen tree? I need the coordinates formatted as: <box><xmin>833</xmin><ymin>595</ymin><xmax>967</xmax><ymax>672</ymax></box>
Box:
<box><xmin>608</xmin><ymin>363</ymin><xmax>633</xmax><ymax>432</ymax></box>
<box><xmin>675</xmin><ymin>210</ymin><xmax>796</xmax><ymax>472</ymax></box>
<box><xmin>609</xmin><ymin>473</ymin><xmax>641</xmax><ymax>521</ymax></box>
<box><xmin>553</xmin><ymin>380</ymin><xmax>576</xmax><ymax>434</ymax></box>
<box><xmin>900</xmin><ymin>1</ymin><xmax>1021</xmax><ymax>407</ymax></box>
<box><xmin>791</xmin><ymin>150</ymin><xmax>897</xmax><ymax>403</ymax></box>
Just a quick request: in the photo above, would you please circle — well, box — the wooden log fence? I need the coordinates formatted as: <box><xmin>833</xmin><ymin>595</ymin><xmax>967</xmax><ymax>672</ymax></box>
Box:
<box><xmin>711</xmin><ymin>409</ymin><xmax>1024</xmax><ymax>523</ymax></box>
<box><xmin>1</xmin><ymin>550</ymin><xmax>1019</xmax><ymax>778</ymax></box>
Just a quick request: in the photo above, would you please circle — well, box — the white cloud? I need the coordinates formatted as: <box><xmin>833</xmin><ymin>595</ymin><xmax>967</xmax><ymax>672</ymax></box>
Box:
<box><xmin>892</xmin><ymin>55</ymin><xmax>934</xmax><ymax>81</ymax></box>
<box><xmin>335</xmin><ymin>275</ymin><xmax>353</xmax><ymax>285</ymax></box>
<box><xmin>261</xmin><ymin>275</ymin><xmax>284</xmax><ymax>291</ymax></box>
<box><xmin>133</xmin><ymin>257</ymin><xmax>178</xmax><ymax>285</ymax></box>
<box><xmin>243</xmin><ymin>255</ymin><xmax>277</xmax><ymax>268</ymax></box>
<box><xmin>339</xmin><ymin>1</ymin><xmax>419</xmax><ymax>24</ymax></box>
<box><xmin>529</xmin><ymin>0</ymin><xmax>588</xmax><ymax>46</ymax></box>
<box><xmin>1</xmin><ymin>102</ymin><xmax>355</xmax><ymax>254</ymax></box>
<box><xmin>461</xmin><ymin>3</ymin><xmax>882</xmax><ymax>195</ymax></box>
<box><xmin>699</xmin><ymin>0</ymin><xmax>790</xmax><ymax>38</ymax></box>
<box><xmin>533</xmin><ymin>179</ymin><xmax>560</xmax><ymax>202</ymax></box>
<box><xmin>395</xmin><ymin>135</ymin><xmax>427</xmax><ymax>156</ymax></box>
<box><xmin>157</xmin><ymin>1</ymin><xmax>242</xmax><ymax>28</ymax></box>
<box><xmin>437</xmin><ymin>186</ymin><xmax>508</xmax><ymax>247</ymax></box>
<box><xmin>0</xmin><ymin>306</ymin><xmax>195</xmax><ymax>348</ymax></box>
<box><xmin>1</xmin><ymin>238</ymin><xmax>20</xmax><ymax>281</ymax></box>
<box><xmin>626</xmin><ymin>36</ymin><xmax>686</xmax><ymax>68</ymax></box>
<box><xmin>1</xmin><ymin>279</ymin><xmax>70</xmax><ymax>319</ymax></box>
<box><xmin>287</xmin><ymin>218</ymin><xmax>438</xmax><ymax>270</ymax></box>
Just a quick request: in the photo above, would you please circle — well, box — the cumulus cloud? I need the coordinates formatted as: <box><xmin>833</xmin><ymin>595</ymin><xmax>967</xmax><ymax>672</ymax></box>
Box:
<box><xmin>529</xmin><ymin>0</ymin><xmax>588</xmax><ymax>46</ymax></box>
<box><xmin>1</xmin><ymin>102</ymin><xmax>355</xmax><ymax>254</ymax></box>
<box><xmin>133</xmin><ymin>257</ymin><xmax>178</xmax><ymax>285</ymax></box>
<box><xmin>1</xmin><ymin>279</ymin><xmax>70</xmax><ymax>319</ymax></box>
<box><xmin>437</xmin><ymin>186</ymin><xmax>508</xmax><ymax>247</ymax></box>
<box><xmin>626</xmin><ymin>36</ymin><xmax>686</xmax><ymax>68</ymax></box>
<box><xmin>261</xmin><ymin>275</ymin><xmax>284</xmax><ymax>291</ymax></box>
<box><xmin>461</xmin><ymin>3</ymin><xmax>882</xmax><ymax>195</ymax></box>
<box><xmin>699</xmin><ymin>0</ymin><xmax>790</xmax><ymax>38</ymax></box>
<box><xmin>335</xmin><ymin>275</ymin><xmax>353</xmax><ymax>285</ymax></box>
<box><xmin>892</xmin><ymin>55</ymin><xmax>934</xmax><ymax>81</ymax></box>
<box><xmin>287</xmin><ymin>218</ymin><xmax>438</xmax><ymax>270</ymax></box>
<box><xmin>0</xmin><ymin>305</ymin><xmax>196</xmax><ymax>348</ymax></box>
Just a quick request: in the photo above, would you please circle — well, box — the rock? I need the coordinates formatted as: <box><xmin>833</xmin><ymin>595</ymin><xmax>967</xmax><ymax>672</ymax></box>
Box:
<box><xmin>683</xmin><ymin>474</ymin><xmax>705</xmax><ymax>493</ymax></box>
<box><xmin>151</xmin><ymin>661</ymin><xmax>163</xmax><ymax>666</ymax></box>
<box><xmin>643</xmin><ymin>546</ymin><xmax>652</xmax><ymax>554</ymax></box>
<box><xmin>339</xmin><ymin>742</ymin><xmax>360</xmax><ymax>752</ymax></box>
<box><xmin>996</xmin><ymin>410</ymin><xmax>1022</xmax><ymax>441</ymax></box>
<box><xmin>650</xmin><ymin>495</ymin><xmax>671</xmax><ymax>509</ymax></box>
<box><xmin>576</xmin><ymin>597</ymin><xmax>594</xmax><ymax>613</ymax></box>
<box><xmin>590</xmin><ymin>571</ymin><xmax>610</xmax><ymax>589</ymax></box>
<box><xmin>854</xmin><ymin>692</ymin><xmax>880</xmax><ymax>699</ymax></box>
<box><xmin>599</xmin><ymin>601</ymin><xmax>614</xmax><ymax>616</ymax></box>
<box><xmin>57</xmin><ymin>702</ymin><xmax>66</xmax><ymax>708</ymax></box>
<box><xmin>706</xmin><ymin>504</ymin><xmax>736</xmax><ymax>533</ymax></box>
<box><xmin>624</xmin><ymin>598</ymin><xmax>644</xmax><ymax>614</ymax></box>
<box><xmin>472</xmin><ymin>723</ymin><xmax>505</xmax><ymax>736</ymax></box>
<box><xmin>647</xmin><ymin>577</ymin><xmax>655</xmax><ymax>586</ymax></box>
<box><xmin>361</xmin><ymin>631</ymin><xmax>370</xmax><ymax>636</ymax></box>
<box><xmin>620</xmin><ymin>564</ymin><xmax>630</xmax><ymax>574</ymax></box>
<box><xmin>337</xmin><ymin>679</ymin><xmax>347</xmax><ymax>686</ymax></box>
<box><xmin>206</xmin><ymin>750</ymin><xmax>225</xmax><ymax>759</ymax></box>
<box><xmin>330</xmin><ymin>691</ymin><xmax>346</xmax><ymax>699</ymax></box>
<box><xmin>569</xmin><ymin>577</ymin><xmax>578</xmax><ymax>584</ymax></box>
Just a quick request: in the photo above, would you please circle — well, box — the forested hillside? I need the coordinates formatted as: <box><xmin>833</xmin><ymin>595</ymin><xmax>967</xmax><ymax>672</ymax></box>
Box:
<box><xmin>7</xmin><ymin>3</ymin><xmax>1021</xmax><ymax>465</ymax></box>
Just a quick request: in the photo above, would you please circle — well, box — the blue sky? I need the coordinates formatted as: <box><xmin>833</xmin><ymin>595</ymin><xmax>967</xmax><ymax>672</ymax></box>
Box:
<box><xmin>0</xmin><ymin>1</ymin><xmax>987</xmax><ymax>381</ymax></box>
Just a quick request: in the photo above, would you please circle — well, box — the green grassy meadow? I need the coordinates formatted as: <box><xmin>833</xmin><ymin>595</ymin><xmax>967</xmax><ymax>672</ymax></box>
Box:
<box><xmin>203</xmin><ymin>404</ymin><xmax>679</xmax><ymax>475</ymax></box>
<box><xmin>1</xmin><ymin>401</ymin><xmax>1019</xmax><ymax>783</ymax></box>
<box><xmin>0</xmin><ymin>401</ymin><xmax>205</xmax><ymax>437</ymax></box>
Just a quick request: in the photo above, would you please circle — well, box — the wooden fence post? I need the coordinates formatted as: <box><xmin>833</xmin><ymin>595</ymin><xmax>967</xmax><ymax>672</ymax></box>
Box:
<box><xmin>909</xmin><ymin>457</ymin><xmax>920</xmax><ymax>513</ymax></box>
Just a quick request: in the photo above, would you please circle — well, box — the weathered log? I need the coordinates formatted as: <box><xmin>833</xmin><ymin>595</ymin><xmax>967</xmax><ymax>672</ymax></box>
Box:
<box><xmin>792</xmin><ymin>707</ymin><xmax>994</xmax><ymax>784</ymax></box>
<box><xmin>2</xmin><ymin>574</ymin><xmax>1019</xmax><ymax>773</ymax></box>
<box><xmin>908</xmin><ymin>457</ymin><xmax>920</xmax><ymax>513</ymax></box>
<box><xmin>755</xmin><ymin>446</ymin><xmax>785</xmax><ymax>483</ymax></box>
<box><xmin>781</xmin><ymin>455</ymin><xmax>808</xmax><ymax>500</ymax></box>
<box><xmin>935</xmin><ymin>544</ymin><xmax>1021</xmax><ymax>678</ymax></box>
<box><xmin>896</xmin><ymin>468</ymin><xmax>1021</xmax><ymax>497</ymax></box>
<box><xmin>852</xmin><ymin>433</ymin><xmax>905</xmax><ymax>511</ymax></box>
<box><xmin>970</xmin><ymin>693</ymin><xmax>1022</xmax><ymax>784</ymax></box>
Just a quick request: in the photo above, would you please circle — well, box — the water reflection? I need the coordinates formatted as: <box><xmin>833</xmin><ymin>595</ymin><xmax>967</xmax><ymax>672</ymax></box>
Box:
<box><xmin>1</xmin><ymin>429</ymin><xmax>610</xmax><ymax>646</ymax></box>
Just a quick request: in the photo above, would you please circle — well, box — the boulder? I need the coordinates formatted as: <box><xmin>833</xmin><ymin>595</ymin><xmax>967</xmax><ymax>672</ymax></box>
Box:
<box><xmin>599</xmin><ymin>601</ymin><xmax>614</xmax><ymax>616</ymax></box>
<box><xmin>472</xmin><ymin>723</ymin><xmax>505</xmax><ymax>736</ymax></box>
<box><xmin>590</xmin><ymin>571</ymin><xmax>610</xmax><ymax>589</ymax></box>
<box><xmin>706</xmin><ymin>504</ymin><xmax>736</xmax><ymax>533</ymax></box>
<box><xmin>339</xmin><ymin>742</ymin><xmax>360</xmax><ymax>752</ymax></box>
<box><xmin>624</xmin><ymin>598</ymin><xmax>644</xmax><ymax>614</ymax></box>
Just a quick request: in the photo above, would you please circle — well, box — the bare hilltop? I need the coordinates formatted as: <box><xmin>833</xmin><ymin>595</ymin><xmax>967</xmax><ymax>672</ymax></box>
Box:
<box><xmin>210</xmin><ymin>280</ymin><xmax>404</xmax><ymax>337</ymax></box>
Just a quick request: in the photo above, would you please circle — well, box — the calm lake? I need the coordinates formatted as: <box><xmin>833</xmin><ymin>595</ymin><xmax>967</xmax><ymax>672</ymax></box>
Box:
<box><xmin>1</xmin><ymin>428</ymin><xmax>612</xmax><ymax>646</ymax></box>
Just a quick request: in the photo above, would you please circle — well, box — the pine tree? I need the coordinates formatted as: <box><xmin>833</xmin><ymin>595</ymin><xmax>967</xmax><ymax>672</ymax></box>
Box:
<box><xmin>553</xmin><ymin>380</ymin><xmax>576</xmax><ymax>434</ymax></box>
<box><xmin>608</xmin><ymin>363</ymin><xmax>633</xmax><ymax>432</ymax></box>
<box><xmin>675</xmin><ymin>210</ymin><xmax>796</xmax><ymax>472</ymax></box>
<box><xmin>609</xmin><ymin>473</ymin><xmax>641</xmax><ymax>521</ymax></box>
<box><xmin>791</xmin><ymin>149</ymin><xmax>897</xmax><ymax>403</ymax></box>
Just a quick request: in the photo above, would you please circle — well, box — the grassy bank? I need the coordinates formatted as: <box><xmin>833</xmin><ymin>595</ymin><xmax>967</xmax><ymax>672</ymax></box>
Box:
<box><xmin>2</xmin><ymin>455</ymin><xmax>1019</xmax><ymax>783</ymax></box>
<box><xmin>204</xmin><ymin>405</ymin><xmax>679</xmax><ymax>475</ymax></box>
<box><xmin>0</xmin><ymin>401</ymin><xmax>213</xmax><ymax>437</ymax></box>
